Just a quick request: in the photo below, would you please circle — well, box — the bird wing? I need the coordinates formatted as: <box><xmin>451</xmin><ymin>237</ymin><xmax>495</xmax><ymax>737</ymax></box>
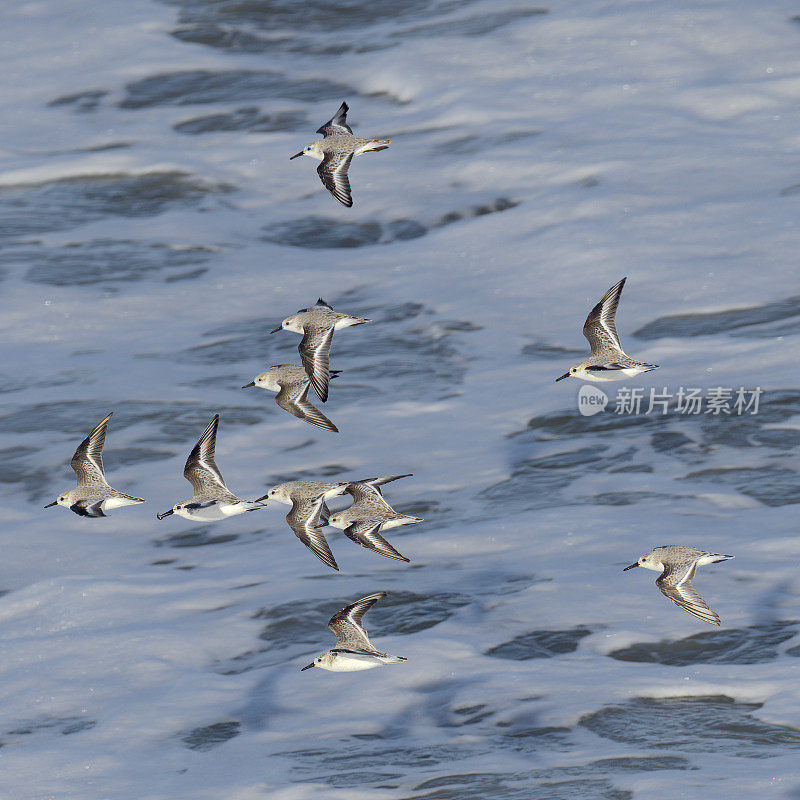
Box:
<box><xmin>318</xmin><ymin>501</ymin><xmax>332</xmax><ymax>526</ymax></box>
<box><xmin>286</xmin><ymin>495</ymin><xmax>338</xmax><ymax>571</ymax></box>
<box><xmin>343</xmin><ymin>520</ymin><xmax>410</xmax><ymax>562</ymax></box>
<box><xmin>71</xmin><ymin>412</ymin><xmax>113</xmax><ymax>488</ymax></box>
<box><xmin>583</xmin><ymin>277</ymin><xmax>626</xmax><ymax>356</ymax></box>
<box><xmin>328</xmin><ymin>591</ymin><xmax>387</xmax><ymax>650</ymax></box>
<box><xmin>657</xmin><ymin>561</ymin><xmax>721</xmax><ymax>625</ymax></box>
<box><xmin>69</xmin><ymin>500</ymin><xmax>107</xmax><ymax>518</ymax></box>
<box><xmin>346</xmin><ymin>474</ymin><xmax>411</xmax><ymax>504</ymax></box>
<box><xmin>316</xmin><ymin>101</ymin><xmax>353</xmax><ymax>136</ymax></box>
<box><xmin>183</xmin><ymin>415</ymin><xmax>236</xmax><ymax>501</ymax></box>
<box><xmin>275</xmin><ymin>381</ymin><xmax>338</xmax><ymax>432</ymax></box>
<box><xmin>317</xmin><ymin>150</ymin><xmax>354</xmax><ymax>207</ymax></box>
<box><xmin>299</xmin><ymin>324</ymin><xmax>336</xmax><ymax>403</ymax></box>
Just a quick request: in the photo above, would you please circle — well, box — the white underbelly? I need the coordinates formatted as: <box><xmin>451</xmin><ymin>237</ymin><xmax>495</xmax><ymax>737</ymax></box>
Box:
<box><xmin>101</xmin><ymin>497</ymin><xmax>142</xmax><ymax>511</ymax></box>
<box><xmin>324</xmin><ymin>653</ymin><xmax>383</xmax><ymax>672</ymax></box>
<box><xmin>582</xmin><ymin>367</ymin><xmax>645</xmax><ymax>383</ymax></box>
<box><xmin>176</xmin><ymin>503</ymin><xmax>229</xmax><ymax>522</ymax></box>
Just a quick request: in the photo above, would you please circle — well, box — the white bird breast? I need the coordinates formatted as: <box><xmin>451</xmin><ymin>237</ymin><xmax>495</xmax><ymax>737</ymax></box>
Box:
<box><xmin>174</xmin><ymin>502</ymin><xmax>240</xmax><ymax>522</ymax></box>
<box><xmin>577</xmin><ymin>366</ymin><xmax>646</xmax><ymax>383</ymax></box>
<box><xmin>324</xmin><ymin>652</ymin><xmax>385</xmax><ymax>672</ymax></box>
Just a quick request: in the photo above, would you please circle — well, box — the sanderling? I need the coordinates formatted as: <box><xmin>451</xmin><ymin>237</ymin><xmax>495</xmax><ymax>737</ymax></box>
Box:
<box><xmin>243</xmin><ymin>365</ymin><xmax>340</xmax><ymax>432</ymax></box>
<box><xmin>556</xmin><ymin>277</ymin><xmax>659</xmax><ymax>383</ymax></box>
<box><xmin>270</xmin><ymin>299</ymin><xmax>369</xmax><ymax>403</ymax></box>
<box><xmin>256</xmin><ymin>479</ymin><xmax>349</xmax><ymax>522</ymax></box>
<box><xmin>156</xmin><ymin>415</ymin><xmax>266</xmax><ymax>522</ymax></box>
<box><xmin>301</xmin><ymin>591</ymin><xmax>407</xmax><ymax>672</ymax></box>
<box><xmin>43</xmin><ymin>411</ymin><xmax>144</xmax><ymax>517</ymax></box>
<box><xmin>328</xmin><ymin>475</ymin><xmax>421</xmax><ymax>563</ymax></box>
<box><xmin>289</xmin><ymin>101</ymin><xmax>390</xmax><ymax>207</ymax></box>
<box><xmin>623</xmin><ymin>545</ymin><xmax>734</xmax><ymax>625</ymax></box>
<box><xmin>256</xmin><ymin>480</ymin><xmax>350</xmax><ymax>571</ymax></box>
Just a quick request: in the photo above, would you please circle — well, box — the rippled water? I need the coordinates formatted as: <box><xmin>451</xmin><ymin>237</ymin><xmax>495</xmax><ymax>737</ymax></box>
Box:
<box><xmin>3</xmin><ymin>0</ymin><xmax>800</xmax><ymax>797</ymax></box>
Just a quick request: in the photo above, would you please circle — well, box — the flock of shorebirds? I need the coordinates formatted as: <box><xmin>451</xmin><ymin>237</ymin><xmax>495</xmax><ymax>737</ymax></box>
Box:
<box><xmin>42</xmin><ymin>102</ymin><xmax>734</xmax><ymax>671</ymax></box>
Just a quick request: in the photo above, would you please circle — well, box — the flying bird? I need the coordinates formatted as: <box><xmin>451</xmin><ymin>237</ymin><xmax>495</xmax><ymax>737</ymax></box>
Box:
<box><xmin>243</xmin><ymin>365</ymin><xmax>340</xmax><ymax>432</ymax></box>
<box><xmin>256</xmin><ymin>480</ymin><xmax>351</xmax><ymax>571</ymax></box>
<box><xmin>556</xmin><ymin>277</ymin><xmax>659</xmax><ymax>382</ymax></box>
<box><xmin>623</xmin><ymin>545</ymin><xmax>733</xmax><ymax>625</ymax></box>
<box><xmin>327</xmin><ymin>475</ymin><xmax>420</xmax><ymax>563</ymax></box>
<box><xmin>156</xmin><ymin>415</ymin><xmax>266</xmax><ymax>522</ymax></box>
<box><xmin>270</xmin><ymin>299</ymin><xmax>369</xmax><ymax>403</ymax></box>
<box><xmin>44</xmin><ymin>411</ymin><xmax>144</xmax><ymax>517</ymax></box>
<box><xmin>301</xmin><ymin>591</ymin><xmax>407</xmax><ymax>672</ymax></box>
<box><xmin>290</xmin><ymin>101</ymin><xmax>390</xmax><ymax>207</ymax></box>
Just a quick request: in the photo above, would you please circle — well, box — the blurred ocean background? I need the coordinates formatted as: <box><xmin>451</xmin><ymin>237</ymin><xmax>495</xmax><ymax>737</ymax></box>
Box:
<box><xmin>2</xmin><ymin>0</ymin><xmax>800</xmax><ymax>797</ymax></box>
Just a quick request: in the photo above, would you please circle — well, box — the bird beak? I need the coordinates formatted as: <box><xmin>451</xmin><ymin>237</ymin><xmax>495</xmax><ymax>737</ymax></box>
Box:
<box><xmin>43</xmin><ymin>500</ymin><xmax>57</xmax><ymax>508</ymax></box>
<box><xmin>555</xmin><ymin>372</ymin><xmax>570</xmax><ymax>382</ymax></box>
<box><xmin>156</xmin><ymin>509</ymin><xmax>174</xmax><ymax>520</ymax></box>
<box><xmin>300</xmin><ymin>662</ymin><xmax>315</xmax><ymax>671</ymax></box>
<box><xmin>255</xmin><ymin>493</ymin><xmax>269</xmax><ymax>502</ymax></box>
<box><xmin>242</xmin><ymin>381</ymin><xmax>255</xmax><ymax>388</ymax></box>
<box><xmin>270</xmin><ymin>325</ymin><xmax>282</xmax><ymax>334</ymax></box>
<box><xmin>289</xmin><ymin>151</ymin><xmax>304</xmax><ymax>160</ymax></box>
<box><xmin>623</xmin><ymin>562</ymin><xmax>639</xmax><ymax>571</ymax></box>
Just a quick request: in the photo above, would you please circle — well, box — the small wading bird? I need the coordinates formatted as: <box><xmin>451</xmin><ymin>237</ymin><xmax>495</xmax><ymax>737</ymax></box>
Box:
<box><xmin>301</xmin><ymin>591</ymin><xmax>407</xmax><ymax>672</ymax></box>
<box><xmin>290</xmin><ymin>100</ymin><xmax>390</xmax><ymax>207</ymax></box>
<box><xmin>44</xmin><ymin>411</ymin><xmax>144</xmax><ymax>517</ymax></box>
<box><xmin>556</xmin><ymin>277</ymin><xmax>659</xmax><ymax>383</ymax></box>
<box><xmin>327</xmin><ymin>475</ymin><xmax>421</xmax><ymax>563</ymax></box>
<box><xmin>623</xmin><ymin>545</ymin><xmax>734</xmax><ymax>626</ymax></box>
<box><xmin>255</xmin><ymin>480</ymin><xmax>351</xmax><ymax>571</ymax></box>
<box><xmin>243</xmin><ymin>365</ymin><xmax>340</xmax><ymax>432</ymax></box>
<box><xmin>157</xmin><ymin>415</ymin><xmax>266</xmax><ymax>522</ymax></box>
<box><xmin>270</xmin><ymin>299</ymin><xmax>369</xmax><ymax>403</ymax></box>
